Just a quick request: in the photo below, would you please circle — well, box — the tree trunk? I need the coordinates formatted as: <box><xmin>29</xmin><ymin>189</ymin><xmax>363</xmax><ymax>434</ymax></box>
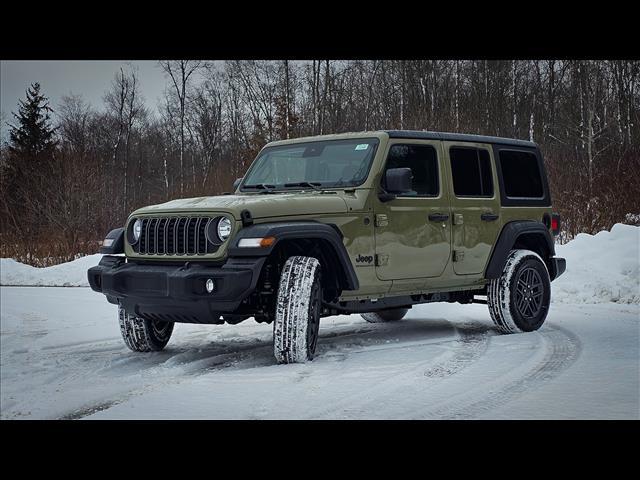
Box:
<box><xmin>529</xmin><ymin>94</ymin><xmax>535</xmax><ymax>142</ymax></box>
<box><xmin>454</xmin><ymin>60</ymin><xmax>460</xmax><ymax>131</ymax></box>
<box><xmin>484</xmin><ymin>60</ymin><xmax>490</xmax><ymax>133</ymax></box>
<box><xmin>512</xmin><ymin>61</ymin><xmax>517</xmax><ymax>135</ymax></box>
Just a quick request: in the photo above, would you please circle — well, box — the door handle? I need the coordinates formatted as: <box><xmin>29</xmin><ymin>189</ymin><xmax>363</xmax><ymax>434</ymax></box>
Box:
<box><xmin>481</xmin><ymin>213</ymin><xmax>499</xmax><ymax>221</ymax></box>
<box><xmin>428</xmin><ymin>213</ymin><xmax>449</xmax><ymax>222</ymax></box>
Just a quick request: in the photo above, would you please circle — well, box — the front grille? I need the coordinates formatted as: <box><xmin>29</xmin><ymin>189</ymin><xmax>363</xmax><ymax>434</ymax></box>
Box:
<box><xmin>134</xmin><ymin>217</ymin><xmax>216</xmax><ymax>256</ymax></box>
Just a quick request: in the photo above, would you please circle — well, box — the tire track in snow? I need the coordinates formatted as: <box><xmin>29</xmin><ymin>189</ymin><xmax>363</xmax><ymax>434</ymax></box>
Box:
<box><xmin>55</xmin><ymin>340</ymin><xmax>276</xmax><ymax>420</ymax></box>
<box><xmin>304</xmin><ymin>321</ymin><xmax>492</xmax><ymax>419</ymax></box>
<box><xmin>59</xmin><ymin>400</ymin><xmax>120</xmax><ymax>420</ymax></box>
<box><xmin>422</xmin><ymin>322</ymin><xmax>492</xmax><ymax>379</ymax></box>
<box><xmin>67</xmin><ymin>320</ymin><xmax>466</xmax><ymax>420</ymax></box>
<box><xmin>57</xmin><ymin>325</ymin><xmax>391</xmax><ymax>420</ymax></box>
<box><xmin>411</xmin><ymin>325</ymin><xmax>582</xmax><ymax>419</ymax></box>
<box><xmin>54</xmin><ymin>321</ymin><xmax>579</xmax><ymax>420</ymax></box>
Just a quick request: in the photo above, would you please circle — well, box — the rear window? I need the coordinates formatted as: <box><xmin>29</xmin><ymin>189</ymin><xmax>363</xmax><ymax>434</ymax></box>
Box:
<box><xmin>450</xmin><ymin>147</ymin><xmax>493</xmax><ymax>197</ymax></box>
<box><xmin>499</xmin><ymin>150</ymin><xmax>543</xmax><ymax>198</ymax></box>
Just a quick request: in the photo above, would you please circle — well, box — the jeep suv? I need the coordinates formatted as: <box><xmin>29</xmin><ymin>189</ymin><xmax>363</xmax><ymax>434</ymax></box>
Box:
<box><xmin>88</xmin><ymin>130</ymin><xmax>566</xmax><ymax>363</ymax></box>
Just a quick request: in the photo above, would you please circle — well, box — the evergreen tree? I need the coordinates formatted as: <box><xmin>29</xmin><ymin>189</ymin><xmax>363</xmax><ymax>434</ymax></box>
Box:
<box><xmin>1</xmin><ymin>83</ymin><xmax>58</xmax><ymax>258</ymax></box>
<box><xmin>8</xmin><ymin>82</ymin><xmax>57</xmax><ymax>158</ymax></box>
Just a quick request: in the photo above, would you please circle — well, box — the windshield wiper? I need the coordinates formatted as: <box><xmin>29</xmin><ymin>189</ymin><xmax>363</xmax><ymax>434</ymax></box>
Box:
<box><xmin>283</xmin><ymin>182</ymin><xmax>322</xmax><ymax>190</ymax></box>
<box><xmin>243</xmin><ymin>183</ymin><xmax>276</xmax><ymax>193</ymax></box>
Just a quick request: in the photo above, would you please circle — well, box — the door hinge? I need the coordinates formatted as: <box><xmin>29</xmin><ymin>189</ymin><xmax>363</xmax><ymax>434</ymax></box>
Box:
<box><xmin>375</xmin><ymin>214</ymin><xmax>388</xmax><ymax>227</ymax></box>
<box><xmin>453</xmin><ymin>250</ymin><xmax>465</xmax><ymax>262</ymax></box>
<box><xmin>375</xmin><ymin>253</ymin><xmax>389</xmax><ymax>266</ymax></box>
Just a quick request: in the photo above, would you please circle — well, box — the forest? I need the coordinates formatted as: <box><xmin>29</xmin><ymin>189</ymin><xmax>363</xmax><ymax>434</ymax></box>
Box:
<box><xmin>1</xmin><ymin>60</ymin><xmax>638</xmax><ymax>266</ymax></box>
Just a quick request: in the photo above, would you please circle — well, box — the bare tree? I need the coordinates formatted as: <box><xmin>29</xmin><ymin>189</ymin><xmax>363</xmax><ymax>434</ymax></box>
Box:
<box><xmin>191</xmin><ymin>71</ymin><xmax>224</xmax><ymax>192</ymax></box>
<box><xmin>160</xmin><ymin>60</ymin><xmax>204</xmax><ymax>195</ymax></box>
<box><xmin>104</xmin><ymin>66</ymin><xmax>145</xmax><ymax>215</ymax></box>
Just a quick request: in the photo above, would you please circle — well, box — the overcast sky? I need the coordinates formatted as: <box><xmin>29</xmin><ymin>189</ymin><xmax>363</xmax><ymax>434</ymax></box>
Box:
<box><xmin>0</xmin><ymin>60</ymin><xmax>179</xmax><ymax>141</ymax></box>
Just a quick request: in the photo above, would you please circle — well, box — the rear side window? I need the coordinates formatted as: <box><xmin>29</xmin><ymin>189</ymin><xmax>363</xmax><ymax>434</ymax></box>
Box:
<box><xmin>499</xmin><ymin>150</ymin><xmax>543</xmax><ymax>198</ymax></box>
<box><xmin>450</xmin><ymin>147</ymin><xmax>493</xmax><ymax>197</ymax></box>
<box><xmin>385</xmin><ymin>144</ymin><xmax>439</xmax><ymax>197</ymax></box>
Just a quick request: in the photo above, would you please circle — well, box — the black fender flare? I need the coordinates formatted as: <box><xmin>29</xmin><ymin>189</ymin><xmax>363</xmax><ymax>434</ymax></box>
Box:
<box><xmin>228</xmin><ymin>221</ymin><xmax>359</xmax><ymax>291</ymax></box>
<box><xmin>99</xmin><ymin>228</ymin><xmax>125</xmax><ymax>254</ymax></box>
<box><xmin>485</xmin><ymin>221</ymin><xmax>559</xmax><ymax>280</ymax></box>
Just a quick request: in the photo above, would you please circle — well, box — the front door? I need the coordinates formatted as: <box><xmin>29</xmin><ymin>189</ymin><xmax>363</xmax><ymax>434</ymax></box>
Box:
<box><xmin>374</xmin><ymin>140</ymin><xmax>452</xmax><ymax>281</ymax></box>
<box><xmin>443</xmin><ymin>141</ymin><xmax>502</xmax><ymax>275</ymax></box>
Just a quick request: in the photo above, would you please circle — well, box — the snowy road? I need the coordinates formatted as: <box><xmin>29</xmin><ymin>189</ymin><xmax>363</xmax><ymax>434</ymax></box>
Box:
<box><xmin>1</xmin><ymin>286</ymin><xmax>638</xmax><ymax>419</ymax></box>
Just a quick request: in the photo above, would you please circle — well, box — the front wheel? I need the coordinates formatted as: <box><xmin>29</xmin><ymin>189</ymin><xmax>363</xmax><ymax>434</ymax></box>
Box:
<box><xmin>488</xmin><ymin>249</ymin><xmax>551</xmax><ymax>334</ymax></box>
<box><xmin>118</xmin><ymin>306</ymin><xmax>174</xmax><ymax>352</ymax></box>
<box><xmin>273</xmin><ymin>256</ymin><xmax>322</xmax><ymax>364</ymax></box>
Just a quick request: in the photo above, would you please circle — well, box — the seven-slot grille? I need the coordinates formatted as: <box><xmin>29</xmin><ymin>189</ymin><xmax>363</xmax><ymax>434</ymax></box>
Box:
<box><xmin>135</xmin><ymin>217</ymin><xmax>216</xmax><ymax>255</ymax></box>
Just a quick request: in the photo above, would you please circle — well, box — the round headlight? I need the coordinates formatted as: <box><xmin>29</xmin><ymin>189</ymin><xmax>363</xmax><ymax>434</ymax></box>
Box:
<box><xmin>133</xmin><ymin>219</ymin><xmax>142</xmax><ymax>242</ymax></box>
<box><xmin>217</xmin><ymin>217</ymin><xmax>232</xmax><ymax>242</ymax></box>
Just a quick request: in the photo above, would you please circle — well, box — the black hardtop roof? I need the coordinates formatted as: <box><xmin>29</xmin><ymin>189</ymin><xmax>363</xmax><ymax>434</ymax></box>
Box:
<box><xmin>385</xmin><ymin>130</ymin><xmax>537</xmax><ymax>148</ymax></box>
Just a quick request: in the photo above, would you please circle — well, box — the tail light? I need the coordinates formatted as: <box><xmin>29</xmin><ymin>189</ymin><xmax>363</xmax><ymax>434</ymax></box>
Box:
<box><xmin>551</xmin><ymin>213</ymin><xmax>561</xmax><ymax>236</ymax></box>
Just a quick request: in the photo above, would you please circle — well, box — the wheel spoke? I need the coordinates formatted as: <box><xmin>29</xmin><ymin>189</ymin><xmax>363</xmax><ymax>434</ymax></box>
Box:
<box><xmin>532</xmin><ymin>296</ymin><xmax>541</xmax><ymax>312</ymax></box>
<box><xmin>524</xmin><ymin>300</ymin><xmax>533</xmax><ymax>317</ymax></box>
<box><xmin>517</xmin><ymin>293</ymin><xmax>527</xmax><ymax>312</ymax></box>
<box><xmin>534</xmin><ymin>290</ymin><xmax>543</xmax><ymax>309</ymax></box>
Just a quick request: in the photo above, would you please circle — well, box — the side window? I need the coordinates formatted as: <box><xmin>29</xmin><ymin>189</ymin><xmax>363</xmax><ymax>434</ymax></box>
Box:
<box><xmin>384</xmin><ymin>144</ymin><xmax>439</xmax><ymax>197</ymax></box>
<box><xmin>499</xmin><ymin>150</ymin><xmax>543</xmax><ymax>198</ymax></box>
<box><xmin>450</xmin><ymin>147</ymin><xmax>493</xmax><ymax>197</ymax></box>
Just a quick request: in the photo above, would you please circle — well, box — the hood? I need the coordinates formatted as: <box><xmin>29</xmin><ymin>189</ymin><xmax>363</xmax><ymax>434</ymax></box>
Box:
<box><xmin>132</xmin><ymin>191</ymin><xmax>349</xmax><ymax>220</ymax></box>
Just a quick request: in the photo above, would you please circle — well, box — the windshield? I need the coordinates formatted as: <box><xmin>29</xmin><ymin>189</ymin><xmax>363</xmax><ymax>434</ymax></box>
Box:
<box><xmin>241</xmin><ymin>138</ymin><xmax>379</xmax><ymax>191</ymax></box>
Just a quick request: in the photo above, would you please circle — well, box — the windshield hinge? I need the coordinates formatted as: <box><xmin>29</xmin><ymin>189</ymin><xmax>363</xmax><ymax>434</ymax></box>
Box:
<box><xmin>241</xmin><ymin>209</ymin><xmax>253</xmax><ymax>227</ymax></box>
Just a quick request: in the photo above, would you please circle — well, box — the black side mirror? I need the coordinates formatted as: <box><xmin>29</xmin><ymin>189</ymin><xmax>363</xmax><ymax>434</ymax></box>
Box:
<box><xmin>385</xmin><ymin>167</ymin><xmax>413</xmax><ymax>194</ymax></box>
<box><xmin>233</xmin><ymin>178</ymin><xmax>242</xmax><ymax>190</ymax></box>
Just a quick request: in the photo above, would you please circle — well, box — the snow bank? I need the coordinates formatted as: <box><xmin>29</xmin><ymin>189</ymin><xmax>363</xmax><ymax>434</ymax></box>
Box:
<box><xmin>553</xmin><ymin>224</ymin><xmax>639</xmax><ymax>304</ymax></box>
<box><xmin>0</xmin><ymin>224</ymin><xmax>638</xmax><ymax>302</ymax></box>
<box><xmin>0</xmin><ymin>254</ymin><xmax>103</xmax><ymax>287</ymax></box>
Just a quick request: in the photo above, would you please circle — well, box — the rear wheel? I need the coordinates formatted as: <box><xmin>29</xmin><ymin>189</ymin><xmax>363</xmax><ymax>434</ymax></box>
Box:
<box><xmin>361</xmin><ymin>307</ymin><xmax>409</xmax><ymax>323</ymax></box>
<box><xmin>488</xmin><ymin>249</ymin><xmax>551</xmax><ymax>334</ymax></box>
<box><xmin>273</xmin><ymin>256</ymin><xmax>322</xmax><ymax>364</ymax></box>
<box><xmin>118</xmin><ymin>306</ymin><xmax>174</xmax><ymax>352</ymax></box>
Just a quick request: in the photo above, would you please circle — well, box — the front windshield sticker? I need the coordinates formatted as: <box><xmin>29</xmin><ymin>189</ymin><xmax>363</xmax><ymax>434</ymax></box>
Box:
<box><xmin>355</xmin><ymin>144</ymin><xmax>369</xmax><ymax>151</ymax></box>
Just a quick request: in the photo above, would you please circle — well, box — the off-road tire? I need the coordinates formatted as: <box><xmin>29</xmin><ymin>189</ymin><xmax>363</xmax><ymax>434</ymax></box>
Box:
<box><xmin>118</xmin><ymin>306</ymin><xmax>174</xmax><ymax>352</ymax></box>
<box><xmin>361</xmin><ymin>307</ymin><xmax>409</xmax><ymax>323</ymax></box>
<box><xmin>488</xmin><ymin>249</ymin><xmax>551</xmax><ymax>334</ymax></box>
<box><xmin>273</xmin><ymin>256</ymin><xmax>322</xmax><ymax>364</ymax></box>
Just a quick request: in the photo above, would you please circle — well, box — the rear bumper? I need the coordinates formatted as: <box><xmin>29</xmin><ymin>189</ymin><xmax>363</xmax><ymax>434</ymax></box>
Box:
<box><xmin>550</xmin><ymin>256</ymin><xmax>566</xmax><ymax>281</ymax></box>
<box><xmin>87</xmin><ymin>255</ymin><xmax>265</xmax><ymax>323</ymax></box>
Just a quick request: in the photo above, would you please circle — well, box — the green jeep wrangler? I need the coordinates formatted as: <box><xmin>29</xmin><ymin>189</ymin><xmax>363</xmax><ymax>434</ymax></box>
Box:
<box><xmin>88</xmin><ymin>130</ymin><xmax>566</xmax><ymax>364</ymax></box>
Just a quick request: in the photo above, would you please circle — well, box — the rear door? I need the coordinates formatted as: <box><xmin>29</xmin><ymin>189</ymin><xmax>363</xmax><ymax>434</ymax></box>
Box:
<box><xmin>444</xmin><ymin>141</ymin><xmax>502</xmax><ymax>275</ymax></box>
<box><xmin>374</xmin><ymin>139</ymin><xmax>452</xmax><ymax>281</ymax></box>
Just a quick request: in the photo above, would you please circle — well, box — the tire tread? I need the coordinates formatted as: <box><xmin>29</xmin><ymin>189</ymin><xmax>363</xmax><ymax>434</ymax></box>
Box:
<box><xmin>118</xmin><ymin>306</ymin><xmax>173</xmax><ymax>352</ymax></box>
<box><xmin>273</xmin><ymin>256</ymin><xmax>321</xmax><ymax>364</ymax></box>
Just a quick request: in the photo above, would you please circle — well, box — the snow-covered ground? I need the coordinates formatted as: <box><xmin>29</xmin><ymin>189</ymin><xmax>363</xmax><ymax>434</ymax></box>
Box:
<box><xmin>553</xmin><ymin>224</ymin><xmax>639</xmax><ymax>304</ymax></box>
<box><xmin>0</xmin><ymin>254</ymin><xmax>103</xmax><ymax>287</ymax></box>
<box><xmin>0</xmin><ymin>224</ymin><xmax>638</xmax><ymax>419</ymax></box>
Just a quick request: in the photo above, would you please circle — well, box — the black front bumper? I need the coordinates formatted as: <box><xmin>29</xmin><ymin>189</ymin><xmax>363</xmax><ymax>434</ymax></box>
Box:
<box><xmin>88</xmin><ymin>256</ymin><xmax>265</xmax><ymax>324</ymax></box>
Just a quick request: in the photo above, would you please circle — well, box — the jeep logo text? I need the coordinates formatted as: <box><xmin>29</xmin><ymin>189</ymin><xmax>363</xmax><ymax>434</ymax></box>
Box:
<box><xmin>356</xmin><ymin>254</ymin><xmax>374</xmax><ymax>264</ymax></box>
